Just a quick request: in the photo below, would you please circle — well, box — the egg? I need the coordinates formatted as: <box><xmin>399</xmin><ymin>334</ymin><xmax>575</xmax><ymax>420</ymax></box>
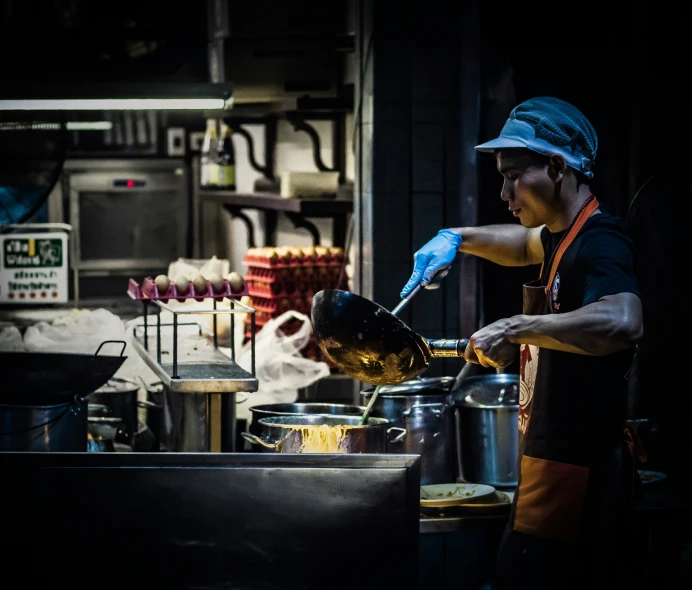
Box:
<box><xmin>154</xmin><ymin>274</ymin><xmax>170</xmax><ymax>295</ymax></box>
<box><xmin>174</xmin><ymin>274</ymin><xmax>189</xmax><ymax>294</ymax></box>
<box><xmin>192</xmin><ymin>274</ymin><xmax>208</xmax><ymax>295</ymax></box>
<box><xmin>207</xmin><ymin>272</ymin><xmax>225</xmax><ymax>293</ymax></box>
<box><xmin>227</xmin><ymin>271</ymin><xmax>244</xmax><ymax>293</ymax></box>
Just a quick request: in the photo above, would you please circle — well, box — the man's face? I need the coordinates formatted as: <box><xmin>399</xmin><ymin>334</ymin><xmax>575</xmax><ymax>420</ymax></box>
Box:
<box><xmin>496</xmin><ymin>150</ymin><xmax>557</xmax><ymax>228</ymax></box>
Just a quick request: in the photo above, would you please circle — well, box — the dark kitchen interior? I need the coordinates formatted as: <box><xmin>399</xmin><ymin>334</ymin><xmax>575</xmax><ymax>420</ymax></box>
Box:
<box><xmin>0</xmin><ymin>0</ymin><xmax>690</xmax><ymax>588</ymax></box>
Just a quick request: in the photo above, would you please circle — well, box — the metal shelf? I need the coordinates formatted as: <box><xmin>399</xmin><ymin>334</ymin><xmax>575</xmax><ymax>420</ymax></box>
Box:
<box><xmin>200</xmin><ymin>191</ymin><xmax>353</xmax><ymax>248</ymax></box>
<box><xmin>127</xmin><ymin>293</ymin><xmax>258</xmax><ymax>394</ymax></box>
<box><xmin>200</xmin><ymin>191</ymin><xmax>353</xmax><ymax>215</ymax></box>
<box><xmin>130</xmin><ymin>332</ymin><xmax>258</xmax><ymax>393</ymax></box>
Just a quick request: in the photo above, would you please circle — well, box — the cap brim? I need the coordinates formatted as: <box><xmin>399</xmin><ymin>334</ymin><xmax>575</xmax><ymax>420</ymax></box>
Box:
<box><xmin>474</xmin><ymin>137</ymin><xmax>527</xmax><ymax>152</ymax></box>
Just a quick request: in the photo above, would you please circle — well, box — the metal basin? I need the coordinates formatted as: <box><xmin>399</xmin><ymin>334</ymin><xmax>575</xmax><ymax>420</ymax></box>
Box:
<box><xmin>241</xmin><ymin>414</ymin><xmax>406</xmax><ymax>454</ymax></box>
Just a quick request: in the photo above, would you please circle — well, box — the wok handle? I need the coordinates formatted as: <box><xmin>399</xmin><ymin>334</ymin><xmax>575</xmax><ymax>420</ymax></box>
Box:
<box><xmin>241</xmin><ymin>432</ymin><xmax>279</xmax><ymax>450</ymax></box>
<box><xmin>94</xmin><ymin>340</ymin><xmax>127</xmax><ymax>357</ymax></box>
<box><xmin>426</xmin><ymin>338</ymin><xmax>470</xmax><ymax>358</ymax></box>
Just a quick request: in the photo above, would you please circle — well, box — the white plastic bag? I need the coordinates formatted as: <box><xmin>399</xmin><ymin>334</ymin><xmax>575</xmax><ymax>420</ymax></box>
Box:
<box><xmin>0</xmin><ymin>325</ymin><xmax>24</xmax><ymax>351</ymax></box>
<box><xmin>22</xmin><ymin>308</ymin><xmax>159</xmax><ymax>385</ymax></box>
<box><xmin>237</xmin><ymin>310</ymin><xmax>330</xmax><ymax>399</ymax></box>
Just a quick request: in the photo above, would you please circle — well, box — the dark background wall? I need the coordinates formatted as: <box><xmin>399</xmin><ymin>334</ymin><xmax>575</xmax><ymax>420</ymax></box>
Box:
<box><xmin>354</xmin><ymin>0</ymin><xmax>689</xmax><ymax>378</ymax></box>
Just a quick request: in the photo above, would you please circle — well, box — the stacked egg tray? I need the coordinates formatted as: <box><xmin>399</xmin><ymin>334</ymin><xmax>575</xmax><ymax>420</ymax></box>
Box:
<box><xmin>128</xmin><ymin>276</ymin><xmax>249</xmax><ymax>303</ymax></box>
<box><xmin>241</xmin><ymin>246</ymin><xmax>347</xmax><ymax>368</ymax></box>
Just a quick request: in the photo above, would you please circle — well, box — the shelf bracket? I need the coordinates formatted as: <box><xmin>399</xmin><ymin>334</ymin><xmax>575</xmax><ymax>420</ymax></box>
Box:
<box><xmin>284</xmin><ymin>212</ymin><xmax>321</xmax><ymax>245</ymax></box>
<box><xmin>228</xmin><ymin>123</ymin><xmax>275</xmax><ymax>181</ymax></box>
<box><xmin>286</xmin><ymin>117</ymin><xmax>336</xmax><ymax>174</ymax></box>
<box><xmin>223</xmin><ymin>205</ymin><xmax>257</xmax><ymax>249</ymax></box>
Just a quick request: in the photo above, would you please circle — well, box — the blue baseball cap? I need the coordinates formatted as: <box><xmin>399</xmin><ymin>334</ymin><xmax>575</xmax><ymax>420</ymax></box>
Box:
<box><xmin>475</xmin><ymin>96</ymin><xmax>598</xmax><ymax>179</ymax></box>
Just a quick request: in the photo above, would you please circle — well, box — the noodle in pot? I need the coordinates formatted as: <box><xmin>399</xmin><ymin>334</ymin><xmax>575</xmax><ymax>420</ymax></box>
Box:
<box><xmin>288</xmin><ymin>424</ymin><xmax>352</xmax><ymax>453</ymax></box>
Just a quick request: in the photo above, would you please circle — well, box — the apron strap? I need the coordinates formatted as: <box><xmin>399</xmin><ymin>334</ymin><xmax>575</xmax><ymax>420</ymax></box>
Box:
<box><xmin>624</xmin><ymin>421</ymin><xmax>648</xmax><ymax>499</ymax></box>
<box><xmin>542</xmin><ymin>194</ymin><xmax>600</xmax><ymax>294</ymax></box>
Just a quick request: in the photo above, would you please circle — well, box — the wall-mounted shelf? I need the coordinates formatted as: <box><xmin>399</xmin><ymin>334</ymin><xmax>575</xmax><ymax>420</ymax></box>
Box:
<box><xmin>200</xmin><ymin>190</ymin><xmax>353</xmax><ymax>248</ymax></box>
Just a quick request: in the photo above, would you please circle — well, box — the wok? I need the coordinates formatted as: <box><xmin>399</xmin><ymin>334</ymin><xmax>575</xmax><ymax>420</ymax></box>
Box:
<box><xmin>0</xmin><ymin>340</ymin><xmax>127</xmax><ymax>402</ymax></box>
<box><xmin>311</xmin><ymin>290</ymin><xmax>469</xmax><ymax>386</ymax></box>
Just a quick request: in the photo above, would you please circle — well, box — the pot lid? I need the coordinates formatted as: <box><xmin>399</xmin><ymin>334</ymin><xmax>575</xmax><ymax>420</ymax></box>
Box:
<box><xmin>361</xmin><ymin>376</ymin><xmax>454</xmax><ymax>397</ymax></box>
<box><xmin>453</xmin><ymin>374</ymin><xmax>520</xmax><ymax>408</ymax></box>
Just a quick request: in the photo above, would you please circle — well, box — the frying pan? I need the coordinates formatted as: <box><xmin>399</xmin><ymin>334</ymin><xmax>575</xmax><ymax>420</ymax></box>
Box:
<box><xmin>311</xmin><ymin>290</ymin><xmax>469</xmax><ymax>386</ymax></box>
<box><xmin>0</xmin><ymin>340</ymin><xmax>128</xmax><ymax>402</ymax></box>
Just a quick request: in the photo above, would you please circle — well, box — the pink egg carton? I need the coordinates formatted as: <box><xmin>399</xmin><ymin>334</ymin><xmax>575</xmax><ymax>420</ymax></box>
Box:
<box><xmin>128</xmin><ymin>277</ymin><xmax>249</xmax><ymax>303</ymax></box>
<box><xmin>245</xmin><ymin>265</ymin><xmax>304</xmax><ymax>282</ymax></box>
<box><xmin>246</xmin><ymin>279</ymin><xmax>299</xmax><ymax>298</ymax></box>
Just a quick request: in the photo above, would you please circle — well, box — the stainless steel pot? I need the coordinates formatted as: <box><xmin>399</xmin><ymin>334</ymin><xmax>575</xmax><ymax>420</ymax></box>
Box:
<box><xmin>248</xmin><ymin>402</ymin><xmax>369</xmax><ymax>437</ymax></box>
<box><xmin>452</xmin><ymin>374</ymin><xmax>520</xmax><ymax>487</ymax></box>
<box><xmin>0</xmin><ymin>395</ymin><xmax>87</xmax><ymax>451</ymax></box>
<box><xmin>360</xmin><ymin>376</ymin><xmax>455</xmax><ymax>485</ymax></box>
<box><xmin>241</xmin><ymin>415</ymin><xmax>406</xmax><ymax>454</ymax></box>
<box><xmin>88</xmin><ymin>378</ymin><xmax>162</xmax><ymax>449</ymax></box>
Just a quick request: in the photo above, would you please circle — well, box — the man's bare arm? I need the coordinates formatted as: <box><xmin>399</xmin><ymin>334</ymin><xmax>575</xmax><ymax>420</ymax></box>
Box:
<box><xmin>503</xmin><ymin>292</ymin><xmax>643</xmax><ymax>355</ymax></box>
<box><xmin>451</xmin><ymin>224</ymin><xmax>544</xmax><ymax>267</ymax></box>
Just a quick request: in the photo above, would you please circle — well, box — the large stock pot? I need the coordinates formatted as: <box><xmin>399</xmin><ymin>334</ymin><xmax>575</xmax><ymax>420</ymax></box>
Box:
<box><xmin>452</xmin><ymin>373</ymin><xmax>520</xmax><ymax>487</ymax></box>
<box><xmin>241</xmin><ymin>415</ymin><xmax>406</xmax><ymax>454</ymax></box>
<box><xmin>360</xmin><ymin>376</ymin><xmax>456</xmax><ymax>485</ymax></box>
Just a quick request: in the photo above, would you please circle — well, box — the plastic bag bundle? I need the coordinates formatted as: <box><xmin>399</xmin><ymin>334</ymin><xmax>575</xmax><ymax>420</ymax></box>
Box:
<box><xmin>237</xmin><ymin>310</ymin><xmax>330</xmax><ymax>397</ymax></box>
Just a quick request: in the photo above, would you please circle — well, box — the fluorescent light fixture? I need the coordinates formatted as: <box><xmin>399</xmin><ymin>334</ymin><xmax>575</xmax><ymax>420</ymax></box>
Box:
<box><xmin>0</xmin><ymin>121</ymin><xmax>113</xmax><ymax>131</ymax></box>
<box><xmin>0</xmin><ymin>98</ymin><xmax>229</xmax><ymax>110</ymax></box>
<box><xmin>0</xmin><ymin>83</ymin><xmax>234</xmax><ymax>111</ymax></box>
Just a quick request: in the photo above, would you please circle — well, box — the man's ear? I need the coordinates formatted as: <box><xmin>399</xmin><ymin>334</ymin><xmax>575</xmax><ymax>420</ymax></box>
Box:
<box><xmin>548</xmin><ymin>154</ymin><xmax>567</xmax><ymax>182</ymax></box>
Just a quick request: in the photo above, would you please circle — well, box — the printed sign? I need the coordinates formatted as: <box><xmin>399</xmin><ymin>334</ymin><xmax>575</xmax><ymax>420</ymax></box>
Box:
<box><xmin>0</xmin><ymin>233</ymin><xmax>69</xmax><ymax>303</ymax></box>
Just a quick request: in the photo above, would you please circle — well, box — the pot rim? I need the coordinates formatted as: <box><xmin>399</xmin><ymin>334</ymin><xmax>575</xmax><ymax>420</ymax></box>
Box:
<box><xmin>257</xmin><ymin>414</ymin><xmax>389</xmax><ymax>428</ymax></box>
<box><xmin>249</xmin><ymin>403</ymin><xmax>368</xmax><ymax>415</ymax></box>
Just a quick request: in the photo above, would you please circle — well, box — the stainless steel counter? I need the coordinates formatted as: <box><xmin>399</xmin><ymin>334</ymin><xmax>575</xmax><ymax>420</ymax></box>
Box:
<box><xmin>2</xmin><ymin>452</ymin><xmax>422</xmax><ymax>590</ymax></box>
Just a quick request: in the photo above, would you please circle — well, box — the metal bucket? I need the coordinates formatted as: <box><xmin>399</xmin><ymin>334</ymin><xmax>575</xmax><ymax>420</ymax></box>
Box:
<box><xmin>248</xmin><ymin>402</ymin><xmax>369</xmax><ymax>436</ymax></box>
<box><xmin>241</xmin><ymin>414</ymin><xmax>406</xmax><ymax>454</ymax></box>
<box><xmin>0</xmin><ymin>395</ymin><xmax>87</xmax><ymax>452</ymax></box>
<box><xmin>452</xmin><ymin>374</ymin><xmax>520</xmax><ymax>487</ymax></box>
<box><xmin>360</xmin><ymin>376</ymin><xmax>456</xmax><ymax>485</ymax></box>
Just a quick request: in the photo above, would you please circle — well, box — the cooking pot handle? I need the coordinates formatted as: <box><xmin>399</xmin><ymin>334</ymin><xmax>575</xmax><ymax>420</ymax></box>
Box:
<box><xmin>94</xmin><ymin>340</ymin><xmax>127</xmax><ymax>357</ymax></box>
<box><xmin>241</xmin><ymin>432</ymin><xmax>280</xmax><ymax>450</ymax></box>
<box><xmin>387</xmin><ymin>427</ymin><xmax>407</xmax><ymax>443</ymax></box>
<box><xmin>402</xmin><ymin>402</ymin><xmax>445</xmax><ymax>419</ymax></box>
<box><xmin>137</xmin><ymin>400</ymin><xmax>162</xmax><ymax>410</ymax></box>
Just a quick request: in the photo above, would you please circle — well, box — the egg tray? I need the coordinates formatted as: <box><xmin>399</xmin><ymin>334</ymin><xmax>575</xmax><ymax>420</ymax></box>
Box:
<box><xmin>248</xmin><ymin>295</ymin><xmax>312</xmax><ymax>315</ymax></box>
<box><xmin>245</xmin><ymin>264</ymin><xmax>340</xmax><ymax>283</ymax></box>
<box><xmin>246</xmin><ymin>278</ymin><xmax>338</xmax><ymax>299</ymax></box>
<box><xmin>242</xmin><ymin>253</ymin><xmax>347</xmax><ymax>269</ymax></box>
<box><xmin>128</xmin><ymin>277</ymin><xmax>249</xmax><ymax>303</ymax></box>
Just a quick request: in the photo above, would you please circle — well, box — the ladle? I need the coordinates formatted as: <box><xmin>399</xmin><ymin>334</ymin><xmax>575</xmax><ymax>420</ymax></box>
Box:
<box><xmin>311</xmin><ymin>289</ymin><xmax>470</xmax><ymax>388</ymax></box>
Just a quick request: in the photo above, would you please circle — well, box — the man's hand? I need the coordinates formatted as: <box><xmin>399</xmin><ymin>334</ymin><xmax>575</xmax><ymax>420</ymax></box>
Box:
<box><xmin>464</xmin><ymin>318</ymin><xmax>519</xmax><ymax>369</ymax></box>
<box><xmin>400</xmin><ymin>229</ymin><xmax>462</xmax><ymax>298</ymax></box>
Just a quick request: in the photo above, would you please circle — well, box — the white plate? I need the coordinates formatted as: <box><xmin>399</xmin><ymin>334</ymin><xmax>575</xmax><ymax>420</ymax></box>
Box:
<box><xmin>420</xmin><ymin>483</ymin><xmax>496</xmax><ymax>508</ymax></box>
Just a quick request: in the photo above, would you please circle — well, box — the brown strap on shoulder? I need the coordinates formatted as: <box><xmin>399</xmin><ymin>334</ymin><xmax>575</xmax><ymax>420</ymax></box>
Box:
<box><xmin>542</xmin><ymin>195</ymin><xmax>600</xmax><ymax>294</ymax></box>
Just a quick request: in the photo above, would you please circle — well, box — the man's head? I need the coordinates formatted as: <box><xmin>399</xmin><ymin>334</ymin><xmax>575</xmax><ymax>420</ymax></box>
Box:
<box><xmin>475</xmin><ymin>97</ymin><xmax>598</xmax><ymax>229</ymax></box>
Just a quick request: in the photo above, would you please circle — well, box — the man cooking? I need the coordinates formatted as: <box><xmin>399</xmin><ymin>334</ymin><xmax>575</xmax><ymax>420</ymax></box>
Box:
<box><xmin>400</xmin><ymin>96</ymin><xmax>643</xmax><ymax>589</ymax></box>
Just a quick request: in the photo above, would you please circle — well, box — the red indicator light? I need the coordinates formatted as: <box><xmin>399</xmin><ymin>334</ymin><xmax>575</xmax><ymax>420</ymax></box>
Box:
<box><xmin>126</xmin><ymin>179</ymin><xmax>135</xmax><ymax>188</ymax></box>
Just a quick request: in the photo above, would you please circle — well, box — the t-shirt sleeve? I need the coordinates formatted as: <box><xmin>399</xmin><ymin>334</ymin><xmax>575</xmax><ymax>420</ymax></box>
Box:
<box><xmin>578</xmin><ymin>225</ymin><xmax>640</xmax><ymax>305</ymax></box>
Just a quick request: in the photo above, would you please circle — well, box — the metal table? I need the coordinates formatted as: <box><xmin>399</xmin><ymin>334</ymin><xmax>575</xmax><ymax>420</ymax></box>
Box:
<box><xmin>127</xmin><ymin>292</ymin><xmax>259</xmax><ymax>452</ymax></box>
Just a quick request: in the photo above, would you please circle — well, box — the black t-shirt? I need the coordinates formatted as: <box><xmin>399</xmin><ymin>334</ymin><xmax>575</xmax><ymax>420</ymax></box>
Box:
<box><xmin>540</xmin><ymin>211</ymin><xmax>640</xmax><ymax>312</ymax></box>
<box><xmin>534</xmin><ymin>211</ymin><xmax>641</xmax><ymax>460</ymax></box>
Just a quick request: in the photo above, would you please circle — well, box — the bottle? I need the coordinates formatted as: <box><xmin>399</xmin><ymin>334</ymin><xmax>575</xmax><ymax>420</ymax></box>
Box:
<box><xmin>200</xmin><ymin>118</ymin><xmax>219</xmax><ymax>189</ymax></box>
<box><xmin>217</xmin><ymin>120</ymin><xmax>236</xmax><ymax>190</ymax></box>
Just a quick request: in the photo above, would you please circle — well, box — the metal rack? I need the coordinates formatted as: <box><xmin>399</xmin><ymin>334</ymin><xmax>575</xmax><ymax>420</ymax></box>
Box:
<box><xmin>127</xmin><ymin>290</ymin><xmax>259</xmax><ymax>452</ymax></box>
<box><xmin>128</xmin><ymin>294</ymin><xmax>258</xmax><ymax>393</ymax></box>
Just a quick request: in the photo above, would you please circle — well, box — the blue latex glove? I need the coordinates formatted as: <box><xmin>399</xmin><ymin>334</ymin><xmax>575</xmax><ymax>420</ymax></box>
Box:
<box><xmin>400</xmin><ymin>229</ymin><xmax>462</xmax><ymax>298</ymax></box>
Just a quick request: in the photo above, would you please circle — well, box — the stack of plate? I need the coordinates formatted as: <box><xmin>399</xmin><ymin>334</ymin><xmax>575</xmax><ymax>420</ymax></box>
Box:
<box><xmin>420</xmin><ymin>482</ymin><xmax>515</xmax><ymax>516</ymax></box>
